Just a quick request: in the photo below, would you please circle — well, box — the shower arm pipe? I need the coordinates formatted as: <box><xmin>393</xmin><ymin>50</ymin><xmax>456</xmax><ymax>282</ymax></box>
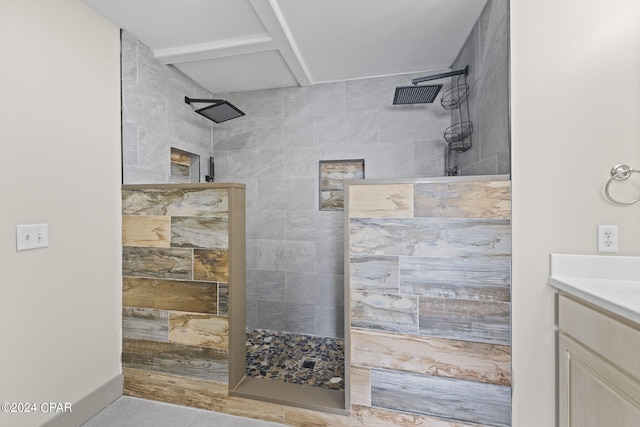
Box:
<box><xmin>184</xmin><ymin>97</ymin><xmax>226</xmax><ymax>106</ymax></box>
<box><xmin>411</xmin><ymin>65</ymin><xmax>469</xmax><ymax>85</ymax></box>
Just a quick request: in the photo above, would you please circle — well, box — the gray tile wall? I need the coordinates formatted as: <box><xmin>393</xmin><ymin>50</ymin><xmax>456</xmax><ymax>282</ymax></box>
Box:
<box><xmin>451</xmin><ymin>0</ymin><xmax>510</xmax><ymax>175</ymax></box>
<box><xmin>121</xmin><ymin>31</ymin><xmax>214</xmax><ymax>184</ymax></box>
<box><xmin>212</xmin><ymin>75</ymin><xmax>450</xmax><ymax>338</ymax></box>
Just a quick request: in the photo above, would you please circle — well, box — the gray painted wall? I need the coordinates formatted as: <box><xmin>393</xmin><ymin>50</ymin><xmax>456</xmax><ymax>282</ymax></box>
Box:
<box><xmin>121</xmin><ymin>30</ymin><xmax>215</xmax><ymax>184</ymax></box>
<box><xmin>211</xmin><ymin>76</ymin><xmax>450</xmax><ymax>338</ymax></box>
<box><xmin>451</xmin><ymin>0</ymin><xmax>510</xmax><ymax>175</ymax></box>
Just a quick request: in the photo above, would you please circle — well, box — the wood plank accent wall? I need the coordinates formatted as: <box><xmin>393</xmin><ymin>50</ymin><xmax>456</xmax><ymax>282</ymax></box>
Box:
<box><xmin>121</xmin><ymin>184</ymin><xmax>245</xmax><ymax>398</ymax></box>
<box><xmin>119</xmin><ymin>180</ymin><xmax>511</xmax><ymax>427</ymax></box>
<box><xmin>347</xmin><ymin>179</ymin><xmax>512</xmax><ymax>427</ymax></box>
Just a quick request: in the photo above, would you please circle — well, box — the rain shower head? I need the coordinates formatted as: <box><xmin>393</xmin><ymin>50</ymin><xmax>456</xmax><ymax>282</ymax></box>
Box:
<box><xmin>393</xmin><ymin>84</ymin><xmax>442</xmax><ymax>105</ymax></box>
<box><xmin>184</xmin><ymin>96</ymin><xmax>245</xmax><ymax>123</ymax></box>
<box><xmin>393</xmin><ymin>66</ymin><xmax>469</xmax><ymax>106</ymax></box>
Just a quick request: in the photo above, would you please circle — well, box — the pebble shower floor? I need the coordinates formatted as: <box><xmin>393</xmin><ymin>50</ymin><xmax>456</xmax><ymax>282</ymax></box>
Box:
<box><xmin>245</xmin><ymin>329</ymin><xmax>345</xmax><ymax>391</ymax></box>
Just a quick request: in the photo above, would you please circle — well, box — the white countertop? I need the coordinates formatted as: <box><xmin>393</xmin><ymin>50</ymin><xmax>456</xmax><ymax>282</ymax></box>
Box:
<box><xmin>549</xmin><ymin>254</ymin><xmax>640</xmax><ymax>325</ymax></box>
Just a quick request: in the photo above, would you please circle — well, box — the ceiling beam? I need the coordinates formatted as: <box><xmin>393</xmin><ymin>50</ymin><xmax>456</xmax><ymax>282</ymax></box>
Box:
<box><xmin>152</xmin><ymin>0</ymin><xmax>312</xmax><ymax>87</ymax></box>
<box><xmin>154</xmin><ymin>34</ymin><xmax>275</xmax><ymax>65</ymax></box>
<box><xmin>249</xmin><ymin>0</ymin><xmax>313</xmax><ymax>87</ymax></box>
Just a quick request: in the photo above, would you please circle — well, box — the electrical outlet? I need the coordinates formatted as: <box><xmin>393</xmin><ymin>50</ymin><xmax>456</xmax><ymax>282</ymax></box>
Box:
<box><xmin>597</xmin><ymin>225</ymin><xmax>618</xmax><ymax>253</ymax></box>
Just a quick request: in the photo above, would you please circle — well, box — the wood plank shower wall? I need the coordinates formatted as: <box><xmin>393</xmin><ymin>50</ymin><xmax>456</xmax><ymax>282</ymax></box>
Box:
<box><xmin>347</xmin><ymin>179</ymin><xmax>512</xmax><ymax>427</ymax></box>
<box><xmin>120</xmin><ymin>184</ymin><xmax>256</xmax><ymax>418</ymax></box>
<box><xmin>118</xmin><ymin>179</ymin><xmax>511</xmax><ymax>427</ymax></box>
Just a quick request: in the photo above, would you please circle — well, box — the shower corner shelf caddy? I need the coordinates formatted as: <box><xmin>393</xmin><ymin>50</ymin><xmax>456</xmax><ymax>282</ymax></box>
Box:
<box><xmin>442</xmin><ymin>71</ymin><xmax>473</xmax><ymax>153</ymax></box>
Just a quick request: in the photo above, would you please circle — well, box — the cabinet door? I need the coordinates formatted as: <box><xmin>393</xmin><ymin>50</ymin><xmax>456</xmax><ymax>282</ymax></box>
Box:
<box><xmin>559</xmin><ymin>333</ymin><xmax>640</xmax><ymax>427</ymax></box>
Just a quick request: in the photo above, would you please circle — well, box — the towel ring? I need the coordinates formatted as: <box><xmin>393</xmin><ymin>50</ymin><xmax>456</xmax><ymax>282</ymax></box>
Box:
<box><xmin>605</xmin><ymin>164</ymin><xmax>640</xmax><ymax>205</ymax></box>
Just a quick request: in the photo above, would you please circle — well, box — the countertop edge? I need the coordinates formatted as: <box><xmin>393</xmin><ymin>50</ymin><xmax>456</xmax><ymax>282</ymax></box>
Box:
<box><xmin>549</xmin><ymin>276</ymin><xmax>640</xmax><ymax>326</ymax></box>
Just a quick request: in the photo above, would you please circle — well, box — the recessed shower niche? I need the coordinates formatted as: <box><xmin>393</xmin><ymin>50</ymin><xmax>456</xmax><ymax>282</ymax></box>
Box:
<box><xmin>319</xmin><ymin>159</ymin><xmax>365</xmax><ymax>211</ymax></box>
<box><xmin>170</xmin><ymin>147</ymin><xmax>200</xmax><ymax>183</ymax></box>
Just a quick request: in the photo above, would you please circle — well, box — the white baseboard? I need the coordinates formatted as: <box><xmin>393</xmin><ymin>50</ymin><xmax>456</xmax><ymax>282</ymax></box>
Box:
<box><xmin>41</xmin><ymin>373</ymin><xmax>123</xmax><ymax>427</ymax></box>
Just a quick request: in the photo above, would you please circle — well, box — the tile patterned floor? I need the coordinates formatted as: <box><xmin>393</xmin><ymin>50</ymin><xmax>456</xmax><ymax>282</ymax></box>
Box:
<box><xmin>83</xmin><ymin>396</ymin><xmax>280</xmax><ymax>427</ymax></box>
<box><xmin>245</xmin><ymin>329</ymin><xmax>345</xmax><ymax>391</ymax></box>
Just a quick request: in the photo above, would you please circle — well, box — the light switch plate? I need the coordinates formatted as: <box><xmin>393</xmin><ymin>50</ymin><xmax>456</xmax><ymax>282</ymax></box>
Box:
<box><xmin>16</xmin><ymin>224</ymin><xmax>48</xmax><ymax>251</ymax></box>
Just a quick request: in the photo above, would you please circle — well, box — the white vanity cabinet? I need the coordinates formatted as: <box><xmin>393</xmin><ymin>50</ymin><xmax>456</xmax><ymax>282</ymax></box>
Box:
<box><xmin>557</xmin><ymin>295</ymin><xmax>640</xmax><ymax>427</ymax></box>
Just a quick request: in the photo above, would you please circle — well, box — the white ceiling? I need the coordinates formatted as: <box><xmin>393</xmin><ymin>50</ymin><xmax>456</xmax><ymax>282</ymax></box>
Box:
<box><xmin>83</xmin><ymin>0</ymin><xmax>488</xmax><ymax>94</ymax></box>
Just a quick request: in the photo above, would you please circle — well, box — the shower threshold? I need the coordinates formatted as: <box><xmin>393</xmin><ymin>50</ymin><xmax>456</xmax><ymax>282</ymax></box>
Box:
<box><xmin>230</xmin><ymin>376</ymin><xmax>347</xmax><ymax>415</ymax></box>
